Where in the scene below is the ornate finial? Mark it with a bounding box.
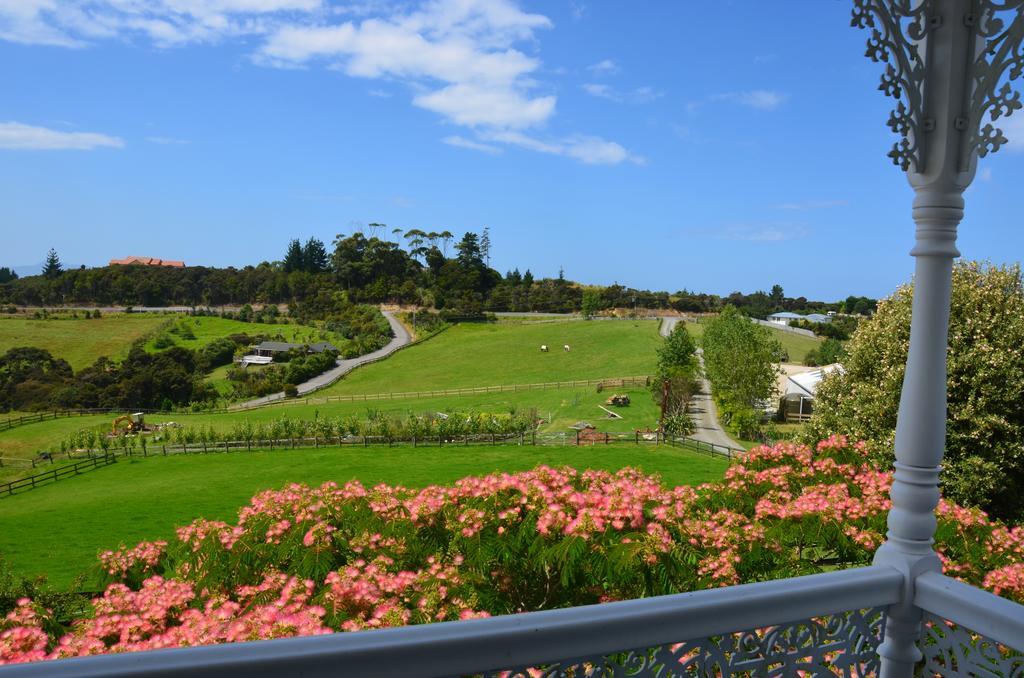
[851,0,936,172]
[966,1,1024,163]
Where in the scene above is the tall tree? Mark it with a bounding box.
[283,239,304,273]
[480,227,492,267]
[769,284,784,307]
[455,232,483,268]
[42,249,62,278]
[0,267,17,284]
[702,305,782,435]
[302,237,329,273]
[652,323,700,435]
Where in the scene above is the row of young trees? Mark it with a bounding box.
[56,410,537,455]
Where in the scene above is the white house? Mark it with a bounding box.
[767,311,832,326]
[780,363,844,422]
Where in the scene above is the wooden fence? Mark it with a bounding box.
[0,428,744,499]
[244,376,653,409]
[0,454,116,496]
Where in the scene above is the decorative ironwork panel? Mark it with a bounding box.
[851,0,936,172]
[479,607,886,677]
[921,612,1024,677]
[853,0,1024,172]
[965,1,1024,164]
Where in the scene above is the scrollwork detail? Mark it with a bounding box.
[479,608,886,677]
[851,0,935,172]
[920,613,1024,676]
[968,1,1024,163]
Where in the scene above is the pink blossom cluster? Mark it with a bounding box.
[98,540,168,579]
[5,436,1024,667]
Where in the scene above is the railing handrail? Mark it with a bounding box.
[915,570,1024,651]
[0,565,902,677]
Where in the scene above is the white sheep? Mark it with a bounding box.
[563,345,571,352]
[540,345,549,352]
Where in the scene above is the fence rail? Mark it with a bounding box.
[1,428,744,500]
[243,376,653,409]
[0,454,116,496]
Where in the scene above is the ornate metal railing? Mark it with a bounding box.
[916,571,1024,676]
[0,567,901,677]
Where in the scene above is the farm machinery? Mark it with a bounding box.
[111,413,150,435]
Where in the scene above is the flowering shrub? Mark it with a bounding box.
[3,435,1024,665]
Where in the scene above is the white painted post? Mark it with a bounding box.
[851,0,1016,674]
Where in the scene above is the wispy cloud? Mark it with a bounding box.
[568,0,586,20]
[442,135,503,154]
[367,88,392,98]
[145,136,190,145]
[686,222,809,242]
[0,121,123,150]
[292,191,355,202]
[1002,114,1024,153]
[672,124,710,144]
[1,0,640,165]
[582,83,662,104]
[586,58,618,75]
[483,130,645,165]
[772,199,848,211]
[391,195,415,208]
[689,89,787,112]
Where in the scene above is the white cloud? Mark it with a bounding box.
[0,121,123,150]
[414,83,555,128]
[586,58,617,75]
[582,82,661,104]
[1001,113,1024,153]
[0,0,323,47]
[690,89,787,112]
[484,130,644,165]
[720,223,807,241]
[442,135,502,154]
[146,135,190,145]
[1,0,640,165]
[773,199,848,210]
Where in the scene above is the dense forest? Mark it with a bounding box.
[0,229,874,318]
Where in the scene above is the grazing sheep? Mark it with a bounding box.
[564,345,571,352]
[541,345,549,352]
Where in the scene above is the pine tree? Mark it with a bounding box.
[480,227,491,267]
[42,249,62,278]
[283,239,304,273]
[302,237,329,273]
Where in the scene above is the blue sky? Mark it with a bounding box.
[1,0,1021,300]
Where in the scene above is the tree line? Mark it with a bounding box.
[0,234,873,318]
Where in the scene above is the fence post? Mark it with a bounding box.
[605,433,610,445]
[576,430,580,446]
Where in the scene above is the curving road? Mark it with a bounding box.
[232,310,412,409]
[659,318,742,450]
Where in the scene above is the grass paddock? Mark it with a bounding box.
[0,443,728,588]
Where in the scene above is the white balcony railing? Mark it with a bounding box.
[0,566,902,677]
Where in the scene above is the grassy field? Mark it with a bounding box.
[0,444,728,588]
[0,314,169,369]
[144,316,343,353]
[684,321,822,364]
[320,320,661,396]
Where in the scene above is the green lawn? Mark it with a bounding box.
[685,321,822,364]
[0,314,169,370]
[144,316,344,353]
[0,444,728,588]
[319,320,661,396]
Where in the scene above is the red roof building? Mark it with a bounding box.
[109,256,186,268]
